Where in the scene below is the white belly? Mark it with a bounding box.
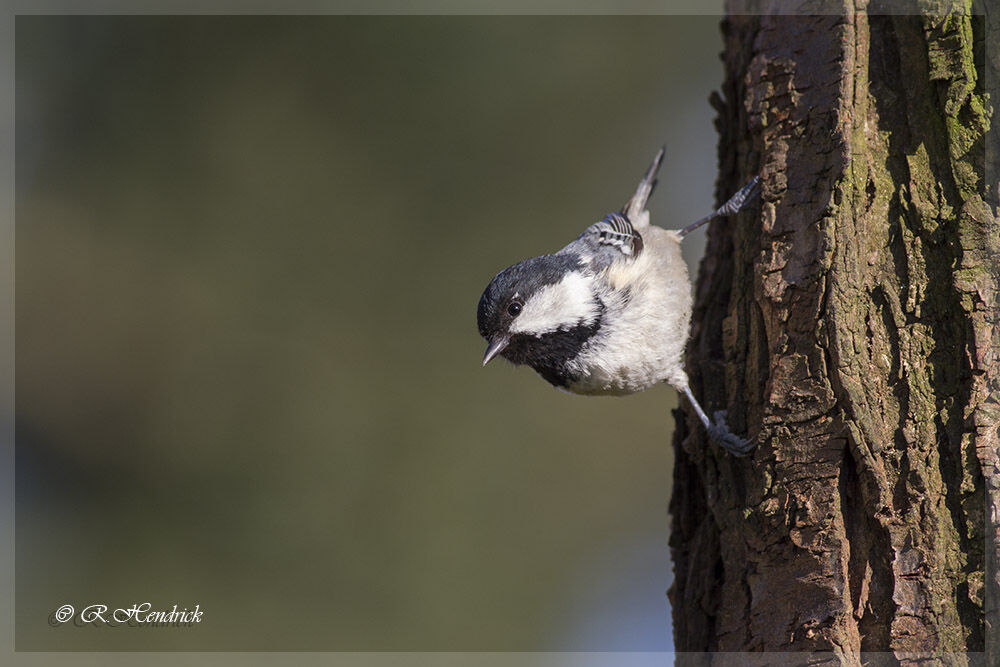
[565,227,692,396]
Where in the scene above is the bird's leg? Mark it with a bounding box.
[680,385,756,457]
[678,175,760,237]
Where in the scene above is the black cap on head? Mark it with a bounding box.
[477,254,581,341]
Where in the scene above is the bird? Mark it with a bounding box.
[476,147,758,456]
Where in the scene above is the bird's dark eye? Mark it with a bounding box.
[507,302,522,317]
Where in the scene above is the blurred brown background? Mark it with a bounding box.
[15,15,722,651]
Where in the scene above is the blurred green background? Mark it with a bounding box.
[14,15,722,651]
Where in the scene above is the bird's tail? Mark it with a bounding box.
[621,146,665,228]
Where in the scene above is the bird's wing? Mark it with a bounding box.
[557,147,662,270]
[562,212,643,271]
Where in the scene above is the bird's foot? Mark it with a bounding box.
[718,176,760,216]
[707,410,756,457]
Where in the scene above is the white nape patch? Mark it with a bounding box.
[509,271,599,336]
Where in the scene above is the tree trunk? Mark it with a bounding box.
[668,3,997,665]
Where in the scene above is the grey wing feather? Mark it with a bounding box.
[562,212,643,271]
[557,148,660,270]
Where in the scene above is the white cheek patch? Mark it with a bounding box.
[509,271,599,335]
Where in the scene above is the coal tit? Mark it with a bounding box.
[477,148,759,456]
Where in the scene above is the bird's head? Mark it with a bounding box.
[477,254,603,374]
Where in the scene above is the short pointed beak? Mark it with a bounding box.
[482,336,509,366]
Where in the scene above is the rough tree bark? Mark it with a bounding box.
[668,3,997,665]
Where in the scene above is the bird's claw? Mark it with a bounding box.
[707,410,756,457]
[718,176,760,217]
